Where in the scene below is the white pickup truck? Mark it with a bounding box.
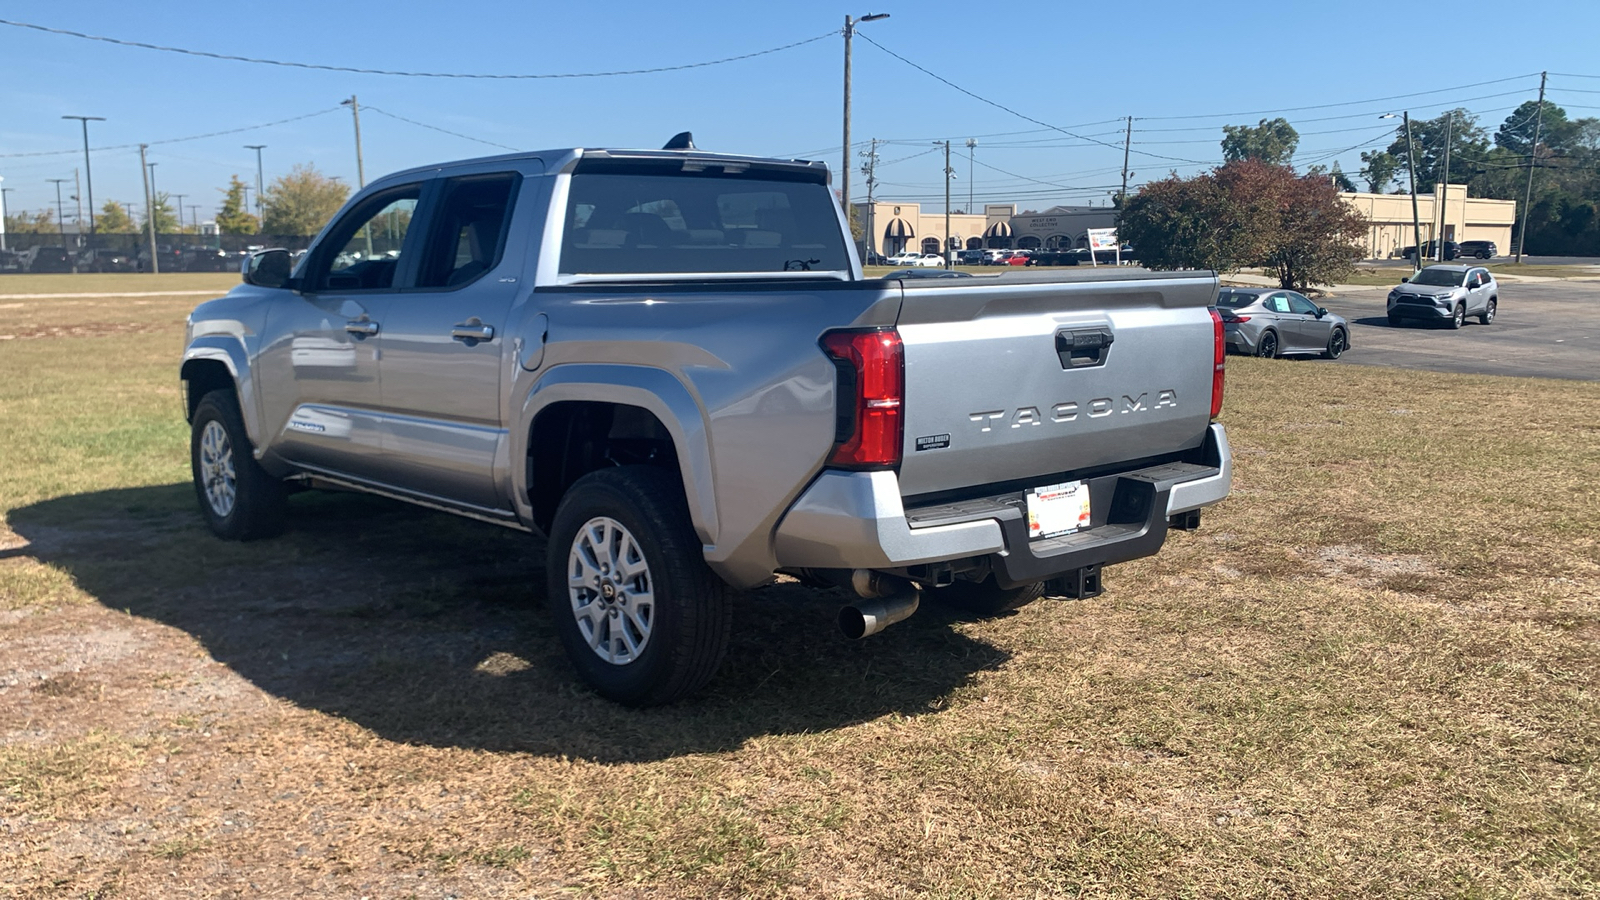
[181,135,1231,705]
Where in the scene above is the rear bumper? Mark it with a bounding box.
[772,424,1232,585]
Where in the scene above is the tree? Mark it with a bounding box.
[1496,100,1577,157]
[1221,117,1299,166]
[261,164,349,236]
[3,209,56,234]
[1385,108,1489,194]
[216,175,259,234]
[1308,163,1358,193]
[1121,159,1368,289]
[1358,150,1398,193]
[97,200,136,233]
[140,192,178,234]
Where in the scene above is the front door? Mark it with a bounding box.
[367,172,524,511]
[1285,292,1330,350]
[259,184,424,481]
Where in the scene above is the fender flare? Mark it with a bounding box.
[513,363,719,547]
[181,336,261,449]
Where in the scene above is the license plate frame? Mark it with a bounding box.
[1025,480,1091,540]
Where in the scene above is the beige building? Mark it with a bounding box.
[1342,185,1515,258]
[854,201,1118,258]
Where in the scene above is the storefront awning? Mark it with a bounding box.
[883,217,914,239]
[984,221,1012,238]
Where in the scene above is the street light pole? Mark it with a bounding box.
[48,179,69,241]
[935,140,954,269]
[341,97,366,188]
[966,138,976,214]
[842,13,888,220]
[245,144,266,220]
[140,144,158,274]
[62,115,104,235]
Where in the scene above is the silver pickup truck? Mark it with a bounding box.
[181,137,1231,705]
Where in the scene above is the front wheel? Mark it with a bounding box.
[1256,329,1279,358]
[1450,303,1466,329]
[190,390,286,540]
[1479,298,1496,325]
[1387,313,1403,327]
[546,466,732,706]
[1322,327,1347,359]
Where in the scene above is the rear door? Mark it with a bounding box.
[366,169,529,511]
[894,271,1217,498]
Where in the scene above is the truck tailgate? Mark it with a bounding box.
[893,270,1218,498]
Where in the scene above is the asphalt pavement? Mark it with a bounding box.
[1318,278,1600,381]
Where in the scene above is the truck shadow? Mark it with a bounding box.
[7,484,1009,763]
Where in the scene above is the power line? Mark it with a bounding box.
[1134,73,1541,120]
[361,106,519,151]
[855,32,1211,165]
[0,107,343,158]
[0,18,836,79]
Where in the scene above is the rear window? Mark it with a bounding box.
[1215,290,1257,308]
[560,169,850,276]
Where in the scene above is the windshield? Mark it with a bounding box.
[1214,290,1258,309]
[1411,269,1466,287]
[561,169,850,275]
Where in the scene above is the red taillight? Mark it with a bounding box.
[820,328,903,469]
[1225,314,1250,323]
[1208,307,1226,419]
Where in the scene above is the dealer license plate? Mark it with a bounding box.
[1026,481,1091,540]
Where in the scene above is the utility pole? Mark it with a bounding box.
[1119,116,1133,213]
[965,138,977,213]
[1515,71,1547,263]
[341,96,366,188]
[841,13,889,218]
[48,179,69,242]
[1435,115,1452,261]
[860,138,879,262]
[73,169,84,239]
[147,162,159,232]
[0,179,8,251]
[62,116,104,235]
[140,144,158,274]
[1402,114,1423,273]
[188,204,201,233]
[245,144,266,220]
[173,193,188,233]
[942,140,953,269]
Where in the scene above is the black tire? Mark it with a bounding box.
[1256,329,1279,358]
[1479,298,1496,325]
[546,466,732,706]
[1322,327,1347,360]
[932,577,1045,617]
[1387,313,1403,327]
[1450,303,1466,329]
[190,389,287,541]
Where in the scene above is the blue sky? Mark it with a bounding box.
[3,0,1599,224]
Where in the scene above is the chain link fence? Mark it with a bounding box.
[0,232,316,273]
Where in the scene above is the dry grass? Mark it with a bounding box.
[0,278,1597,897]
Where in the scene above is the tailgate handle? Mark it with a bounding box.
[1056,327,1115,369]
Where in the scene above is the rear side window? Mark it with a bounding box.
[560,169,850,275]
[1214,290,1254,309]
[416,173,519,288]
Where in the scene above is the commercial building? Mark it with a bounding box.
[854,201,1117,258]
[1341,185,1515,258]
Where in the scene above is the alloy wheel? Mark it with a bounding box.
[567,516,654,665]
[198,420,237,518]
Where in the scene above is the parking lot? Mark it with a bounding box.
[1324,277,1600,381]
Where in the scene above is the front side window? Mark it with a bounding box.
[560,167,850,275]
[1286,294,1318,315]
[311,185,422,291]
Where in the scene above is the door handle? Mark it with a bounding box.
[451,323,495,343]
[345,319,379,336]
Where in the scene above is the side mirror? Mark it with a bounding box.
[243,248,293,289]
[1316,307,1328,318]
[1400,276,1410,283]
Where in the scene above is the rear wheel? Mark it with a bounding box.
[1479,298,1496,325]
[1256,329,1279,358]
[932,577,1045,617]
[546,466,732,706]
[1450,303,1466,329]
[190,390,286,540]
[1322,327,1347,359]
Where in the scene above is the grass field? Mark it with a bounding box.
[1,277,1597,897]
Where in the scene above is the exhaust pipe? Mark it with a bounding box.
[839,588,921,639]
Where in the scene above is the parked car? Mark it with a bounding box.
[1386,265,1498,328]
[982,249,1009,265]
[911,252,946,267]
[0,249,25,273]
[137,244,185,272]
[1457,240,1497,259]
[1024,249,1079,267]
[22,246,75,273]
[883,249,924,267]
[881,268,973,279]
[1215,288,1351,359]
[183,137,1231,706]
[956,249,986,266]
[1401,241,1460,261]
[995,250,1031,266]
[182,245,235,272]
[78,248,136,273]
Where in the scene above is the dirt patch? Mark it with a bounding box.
[0,321,170,341]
